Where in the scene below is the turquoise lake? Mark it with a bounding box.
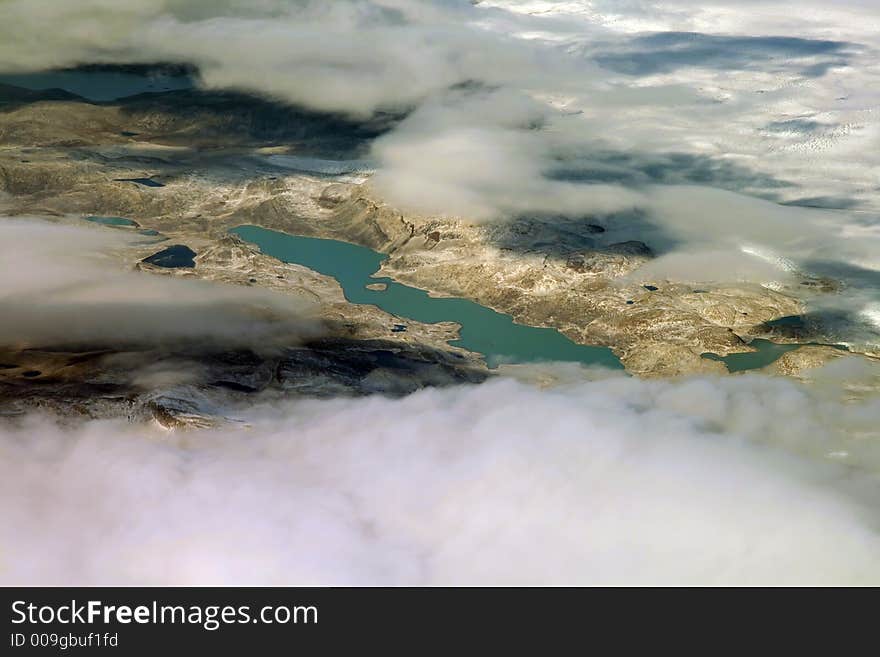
[231,225,624,369]
[702,340,801,373]
[85,215,138,227]
[703,339,846,373]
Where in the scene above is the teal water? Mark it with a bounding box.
[702,339,847,373]
[702,340,801,372]
[85,215,138,227]
[0,70,192,102]
[231,225,624,369]
[84,216,167,243]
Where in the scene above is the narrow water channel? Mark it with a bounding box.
[231,225,625,369]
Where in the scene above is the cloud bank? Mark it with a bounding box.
[0,220,320,350]
[2,370,880,586]
[2,1,878,227]
[3,0,880,586]
[0,1,564,116]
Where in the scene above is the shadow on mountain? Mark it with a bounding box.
[757,259,880,347]
[0,333,488,423]
[0,83,84,111]
[595,32,855,77]
[548,149,794,195]
[485,207,678,262]
[279,336,488,397]
[803,259,880,290]
[485,148,807,260]
[756,309,874,350]
[782,196,863,210]
[0,70,404,156]
[115,89,404,156]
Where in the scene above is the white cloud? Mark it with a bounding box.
[0,219,320,349]
[3,1,880,586]
[2,371,879,585]
[371,88,643,219]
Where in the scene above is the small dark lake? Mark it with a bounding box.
[113,177,165,188]
[141,245,196,269]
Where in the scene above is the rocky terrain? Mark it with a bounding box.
[0,228,486,427]
[0,78,875,427]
